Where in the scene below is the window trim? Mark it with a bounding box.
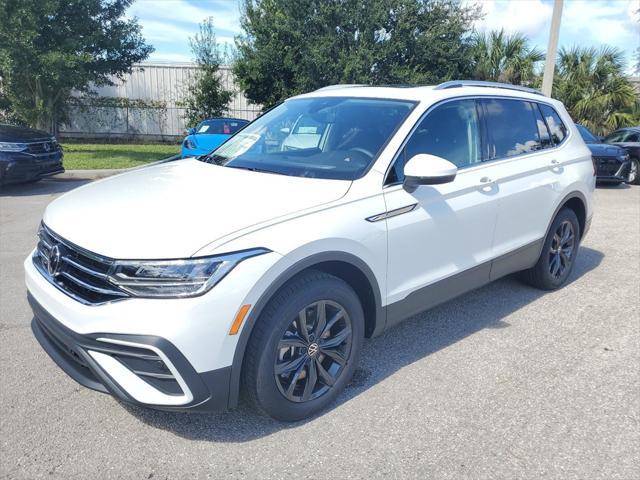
[383,94,571,187]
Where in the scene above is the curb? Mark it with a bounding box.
[50,154,181,182]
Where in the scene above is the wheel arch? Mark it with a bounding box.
[226,251,385,408]
[563,194,587,239]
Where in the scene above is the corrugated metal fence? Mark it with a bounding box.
[60,62,262,141]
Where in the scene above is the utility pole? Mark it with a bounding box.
[541,0,564,97]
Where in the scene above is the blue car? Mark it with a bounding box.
[181,118,249,158]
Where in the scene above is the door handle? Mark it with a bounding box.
[478,176,495,192]
[550,159,562,171]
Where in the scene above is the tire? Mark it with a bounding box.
[628,157,640,185]
[241,270,364,421]
[520,207,580,290]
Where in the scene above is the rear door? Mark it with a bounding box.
[481,98,566,277]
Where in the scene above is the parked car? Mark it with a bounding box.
[181,118,249,158]
[575,124,631,185]
[0,124,64,186]
[602,126,640,185]
[26,81,595,421]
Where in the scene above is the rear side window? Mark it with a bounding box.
[532,103,553,149]
[538,104,567,145]
[483,99,542,158]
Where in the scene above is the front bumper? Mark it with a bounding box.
[595,157,630,183]
[30,293,230,411]
[0,150,64,185]
[25,246,282,411]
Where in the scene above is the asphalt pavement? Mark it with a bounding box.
[1,180,638,479]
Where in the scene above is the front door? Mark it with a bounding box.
[382,98,499,326]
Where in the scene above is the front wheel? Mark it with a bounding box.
[627,157,639,185]
[242,270,364,421]
[520,207,580,290]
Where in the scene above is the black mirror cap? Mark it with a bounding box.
[403,173,457,192]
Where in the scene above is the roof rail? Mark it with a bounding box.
[434,80,545,96]
[314,84,367,92]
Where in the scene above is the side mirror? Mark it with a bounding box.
[187,127,196,135]
[403,154,457,192]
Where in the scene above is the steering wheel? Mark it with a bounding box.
[348,147,375,159]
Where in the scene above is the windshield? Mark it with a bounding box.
[197,119,248,135]
[576,124,599,143]
[203,97,416,180]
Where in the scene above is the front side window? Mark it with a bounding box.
[484,99,542,158]
[604,131,624,143]
[204,97,415,180]
[539,104,567,145]
[387,99,482,183]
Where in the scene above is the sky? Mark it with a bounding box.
[126,0,640,74]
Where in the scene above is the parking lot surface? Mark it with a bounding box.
[1,180,638,479]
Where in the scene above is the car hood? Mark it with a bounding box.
[43,159,351,259]
[187,134,229,150]
[0,124,52,142]
[586,143,626,157]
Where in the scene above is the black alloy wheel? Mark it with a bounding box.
[520,207,580,290]
[275,300,352,402]
[548,220,576,280]
[242,270,364,421]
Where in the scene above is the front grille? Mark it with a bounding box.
[26,139,60,155]
[594,156,623,177]
[33,224,129,305]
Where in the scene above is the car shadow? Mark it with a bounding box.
[0,179,90,197]
[123,246,604,442]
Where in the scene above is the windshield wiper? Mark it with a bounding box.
[226,165,291,176]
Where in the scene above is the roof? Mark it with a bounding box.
[294,81,554,105]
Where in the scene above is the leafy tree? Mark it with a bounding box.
[183,17,233,128]
[234,0,481,108]
[0,0,152,133]
[470,29,544,85]
[553,46,639,135]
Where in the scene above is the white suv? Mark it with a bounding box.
[26,81,595,421]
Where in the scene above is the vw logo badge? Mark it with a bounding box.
[47,244,62,277]
[43,142,51,152]
[307,342,319,357]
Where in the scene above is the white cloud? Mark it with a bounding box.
[470,0,553,37]
[128,0,242,34]
[138,19,193,42]
[561,1,639,50]
[147,51,193,63]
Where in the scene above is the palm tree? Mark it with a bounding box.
[554,46,639,135]
[470,29,545,85]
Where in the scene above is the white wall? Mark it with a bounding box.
[61,62,261,140]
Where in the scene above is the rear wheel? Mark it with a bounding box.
[628,157,639,185]
[521,207,580,290]
[242,270,364,421]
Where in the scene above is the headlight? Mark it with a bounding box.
[107,248,270,298]
[0,142,28,152]
[184,138,197,150]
